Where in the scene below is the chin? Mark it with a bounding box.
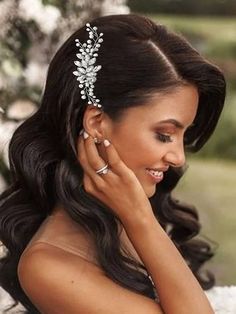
[144,185,157,198]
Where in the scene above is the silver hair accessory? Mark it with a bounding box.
[96,163,109,175]
[73,23,103,108]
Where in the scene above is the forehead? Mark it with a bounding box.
[124,85,199,127]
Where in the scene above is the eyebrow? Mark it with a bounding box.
[157,119,186,129]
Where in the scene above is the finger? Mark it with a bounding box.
[83,133,108,172]
[77,134,104,184]
[103,139,130,176]
[83,173,97,195]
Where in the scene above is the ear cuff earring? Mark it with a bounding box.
[94,137,102,144]
[79,129,102,144]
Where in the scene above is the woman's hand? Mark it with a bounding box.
[77,131,153,224]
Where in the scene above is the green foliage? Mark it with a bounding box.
[6,18,34,66]
[150,14,236,61]
[208,40,236,59]
[129,0,236,16]
[42,0,77,15]
[189,88,236,160]
[196,117,236,160]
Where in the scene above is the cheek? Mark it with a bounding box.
[113,140,139,167]
[138,141,165,167]
[112,133,165,169]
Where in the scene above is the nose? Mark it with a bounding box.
[163,140,186,168]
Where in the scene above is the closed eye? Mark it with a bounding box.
[156,133,173,143]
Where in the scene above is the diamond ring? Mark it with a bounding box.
[95,163,109,175]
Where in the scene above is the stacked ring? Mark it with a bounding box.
[96,163,109,175]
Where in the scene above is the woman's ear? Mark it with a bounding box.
[82,105,109,141]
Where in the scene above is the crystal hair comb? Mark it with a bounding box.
[73,23,103,108]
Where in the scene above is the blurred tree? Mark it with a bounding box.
[0,0,129,109]
[129,0,236,16]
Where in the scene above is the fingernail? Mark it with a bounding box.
[83,131,89,139]
[103,139,110,147]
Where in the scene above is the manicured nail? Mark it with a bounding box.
[104,139,110,147]
[83,131,89,139]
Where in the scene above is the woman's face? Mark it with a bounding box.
[85,84,199,198]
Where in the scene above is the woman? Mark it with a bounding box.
[0,13,225,313]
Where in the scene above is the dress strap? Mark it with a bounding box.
[23,239,100,266]
[21,213,100,267]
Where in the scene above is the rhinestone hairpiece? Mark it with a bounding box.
[73,23,103,108]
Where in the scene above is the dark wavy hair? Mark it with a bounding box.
[0,13,226,313]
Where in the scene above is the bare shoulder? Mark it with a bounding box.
[18,243,163,314]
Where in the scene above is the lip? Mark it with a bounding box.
[146,167,169,172]
[146,169,164,184]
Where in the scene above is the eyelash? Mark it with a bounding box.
[156,133,173,143]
